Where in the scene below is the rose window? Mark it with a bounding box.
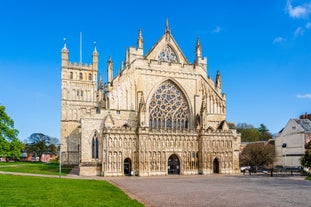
[158,46,177,63]
[149,80,190,129]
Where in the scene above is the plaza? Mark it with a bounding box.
[109,175,311,207]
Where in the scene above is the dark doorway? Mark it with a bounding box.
[124,158,131,176]
[168,154,180,174]
[213,158,219,174]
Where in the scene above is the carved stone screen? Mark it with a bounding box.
[149,80,190,129]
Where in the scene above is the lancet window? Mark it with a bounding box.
[92,134,99,159]
[149,80,190,130]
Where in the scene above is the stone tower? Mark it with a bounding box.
[60,39,99,164]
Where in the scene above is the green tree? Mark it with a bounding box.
[301,142,311,169]
[258,124,272,141]
[0,105,23,161]
[240,128,261,142]
[25,133,58,161]
[240,142,275,169]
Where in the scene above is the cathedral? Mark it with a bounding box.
[60,21,241,176]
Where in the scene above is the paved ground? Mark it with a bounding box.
[2,168,311,207]
[108,174,311,207]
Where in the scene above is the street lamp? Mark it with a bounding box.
[59,144,62,178]
[282,143,287,169]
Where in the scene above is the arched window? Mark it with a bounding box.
[88,73,92,81]
[70,72,73,79]
[79,72,83,80]
[92,135,99,159]
[149,80,190,130]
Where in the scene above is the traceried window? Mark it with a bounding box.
[149,80,190,130]
[92,135,99,159]
[158,45,177,63]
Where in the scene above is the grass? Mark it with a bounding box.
[0,174,143,207]
[306,175,311,180]
[0,161,72,175]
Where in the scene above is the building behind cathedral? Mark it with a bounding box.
[61,21,241,176]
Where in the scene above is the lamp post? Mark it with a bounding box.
[59,144,62,178]
[282,143,287,169]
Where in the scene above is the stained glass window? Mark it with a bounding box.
[92,135,99,159]
[158,46,177,63]
[149,80,190,129]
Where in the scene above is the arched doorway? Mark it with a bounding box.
[168,154,180,174]
[213,158,220,174]
[124,158,131,176]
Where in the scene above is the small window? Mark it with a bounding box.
[77,90,79,96]
[116,110,120,114]
[81,90,83,97]
[92,136,99,159]
[79,72,83,80]
[70,72,73,79]
[88,73,92,81]
[292,126,296,130]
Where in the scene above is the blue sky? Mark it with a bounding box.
[0,0,310,140]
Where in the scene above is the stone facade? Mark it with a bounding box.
[60,21,241,176]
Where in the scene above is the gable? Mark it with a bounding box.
[145,31,188,65]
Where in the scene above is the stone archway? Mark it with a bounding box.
[124,158,132,176]
[168,154,180,174]
[213,158,220,174]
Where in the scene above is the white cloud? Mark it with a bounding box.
[297,94,311,99]
[287,0,311,19]
[306,22,311,29]
[212,26,221,33]
[294,26,305,37]
[273,36,286,43]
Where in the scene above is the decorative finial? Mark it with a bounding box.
[195,37,202,59]
[93,41,97,53]
[196,37,200,47]
[62,37,68,50]
[137,28,144,49]
[165,18,170,33]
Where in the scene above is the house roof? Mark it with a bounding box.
[295,119,311,132]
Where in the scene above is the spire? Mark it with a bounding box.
[107,56,113,84]
[62,37,68,52]
[61,37,69,66]
[92,41,98,71]
[98,73,103,90]
[165,18,170,33]
[137,28,144,49]
[196,37,202,58]
[93,41,98,54]
[216,70,222,90]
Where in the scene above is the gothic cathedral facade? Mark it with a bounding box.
[61,21,241,176]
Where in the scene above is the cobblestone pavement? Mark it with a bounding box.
[108,175,311,207]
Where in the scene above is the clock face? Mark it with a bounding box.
[158,46,177,63]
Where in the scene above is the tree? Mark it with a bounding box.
[240,142,275,169]
[0,105,23,161]
[25,133,59,161]
[237,123,273,142]
[258,124,272,141]
[240,128,261,142]
[301,142,311,169]
[236,123,254,133]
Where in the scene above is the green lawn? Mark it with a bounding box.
[306,175,311,180]
[0,174,143,207]
[0,162,72,175]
